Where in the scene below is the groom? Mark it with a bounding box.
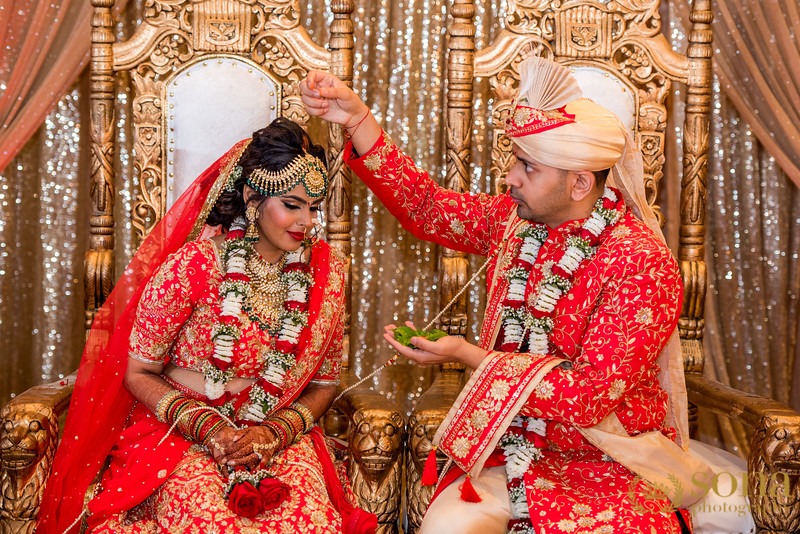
[301,57,708,533]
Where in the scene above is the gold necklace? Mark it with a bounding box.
[246,251,288,326]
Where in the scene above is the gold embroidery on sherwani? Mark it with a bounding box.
[364,153,382,172]
[489,379,511,401]
[608,379,626,400]
[535,379,555,399]
[634,307,653,324]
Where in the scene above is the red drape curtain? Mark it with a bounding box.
[0,0,93,173]
[673,0,800,188]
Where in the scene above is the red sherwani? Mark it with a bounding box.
[346,131,688,533]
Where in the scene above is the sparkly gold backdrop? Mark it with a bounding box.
[1,2,798,452]
[299,2,505,410]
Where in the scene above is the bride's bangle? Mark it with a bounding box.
[155,390,184,423]
[287,402,315,432]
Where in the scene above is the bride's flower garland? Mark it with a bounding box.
[498,187,625,534]
[203,218,313,422]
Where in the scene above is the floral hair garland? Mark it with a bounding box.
[498,186,625,533]
[202,216,313,422]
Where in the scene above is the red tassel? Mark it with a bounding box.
[421,447,439,486]
[459,475,482,503]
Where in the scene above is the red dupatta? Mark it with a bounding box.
[37,140,250,534]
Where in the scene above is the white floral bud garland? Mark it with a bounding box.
[203,217,313,423]
[497,187,625,534]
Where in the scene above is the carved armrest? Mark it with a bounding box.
[332,377,405,534]
[406,365,466,534]
[685,373,800,533]
[1,374,76,534]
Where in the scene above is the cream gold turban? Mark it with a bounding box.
[507,98,625,172]
[506,56,691,451]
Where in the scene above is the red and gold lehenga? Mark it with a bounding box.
[37,141,364,534]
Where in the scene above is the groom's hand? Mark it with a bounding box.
[383,322,489,369]
[300,71,367,128]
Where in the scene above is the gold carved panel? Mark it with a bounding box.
[113,0,328,242]
[476,1,682,221]
[192,0,252,52]
[555,5,615,58]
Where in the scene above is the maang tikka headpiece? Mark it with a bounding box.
[246,152,329,198]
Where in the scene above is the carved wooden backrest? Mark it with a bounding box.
[86,0,356,355]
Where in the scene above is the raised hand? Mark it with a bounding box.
[300,71,381,156]
[300,71,368,127]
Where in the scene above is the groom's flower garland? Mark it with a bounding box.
[498,187,625,534]
[203,219,313,422]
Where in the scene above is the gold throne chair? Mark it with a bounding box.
[405,1,800,533]
[0,1,404,533]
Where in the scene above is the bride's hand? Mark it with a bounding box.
[207,426,239,465]
[221,426,278,470]
[300,71,369,129]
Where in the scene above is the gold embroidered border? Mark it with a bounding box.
[275,243,345,410]
[187,139,252,242]
[435,352,563,477]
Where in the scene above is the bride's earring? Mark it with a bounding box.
[245,205,259,242]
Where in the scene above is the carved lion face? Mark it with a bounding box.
[0,404,56,472]
[350,408,404,479]
[761,423,800,475]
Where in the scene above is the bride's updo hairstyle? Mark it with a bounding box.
[207,117,327,229]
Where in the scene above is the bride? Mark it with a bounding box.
[37,118,375,534]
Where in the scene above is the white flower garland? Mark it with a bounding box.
[498,187,624,532]
[203,219,312,423]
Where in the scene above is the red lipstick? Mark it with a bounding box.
[288,231,305,241]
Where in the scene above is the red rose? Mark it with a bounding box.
[578,228,601,245]
[227,229,245,239]
[517,259,534,271]
[532,432,548,449]
[284,262,309,273]
[228,481,264,518]
[498,342,519,352]
[551,264,571,280]
[257,477,290,511]
[256,379,282,397]
[225,272,249,282]
[219,315,238,325]
[208,391,231,407]
[602,196,617,209]
[529,306,549,319]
